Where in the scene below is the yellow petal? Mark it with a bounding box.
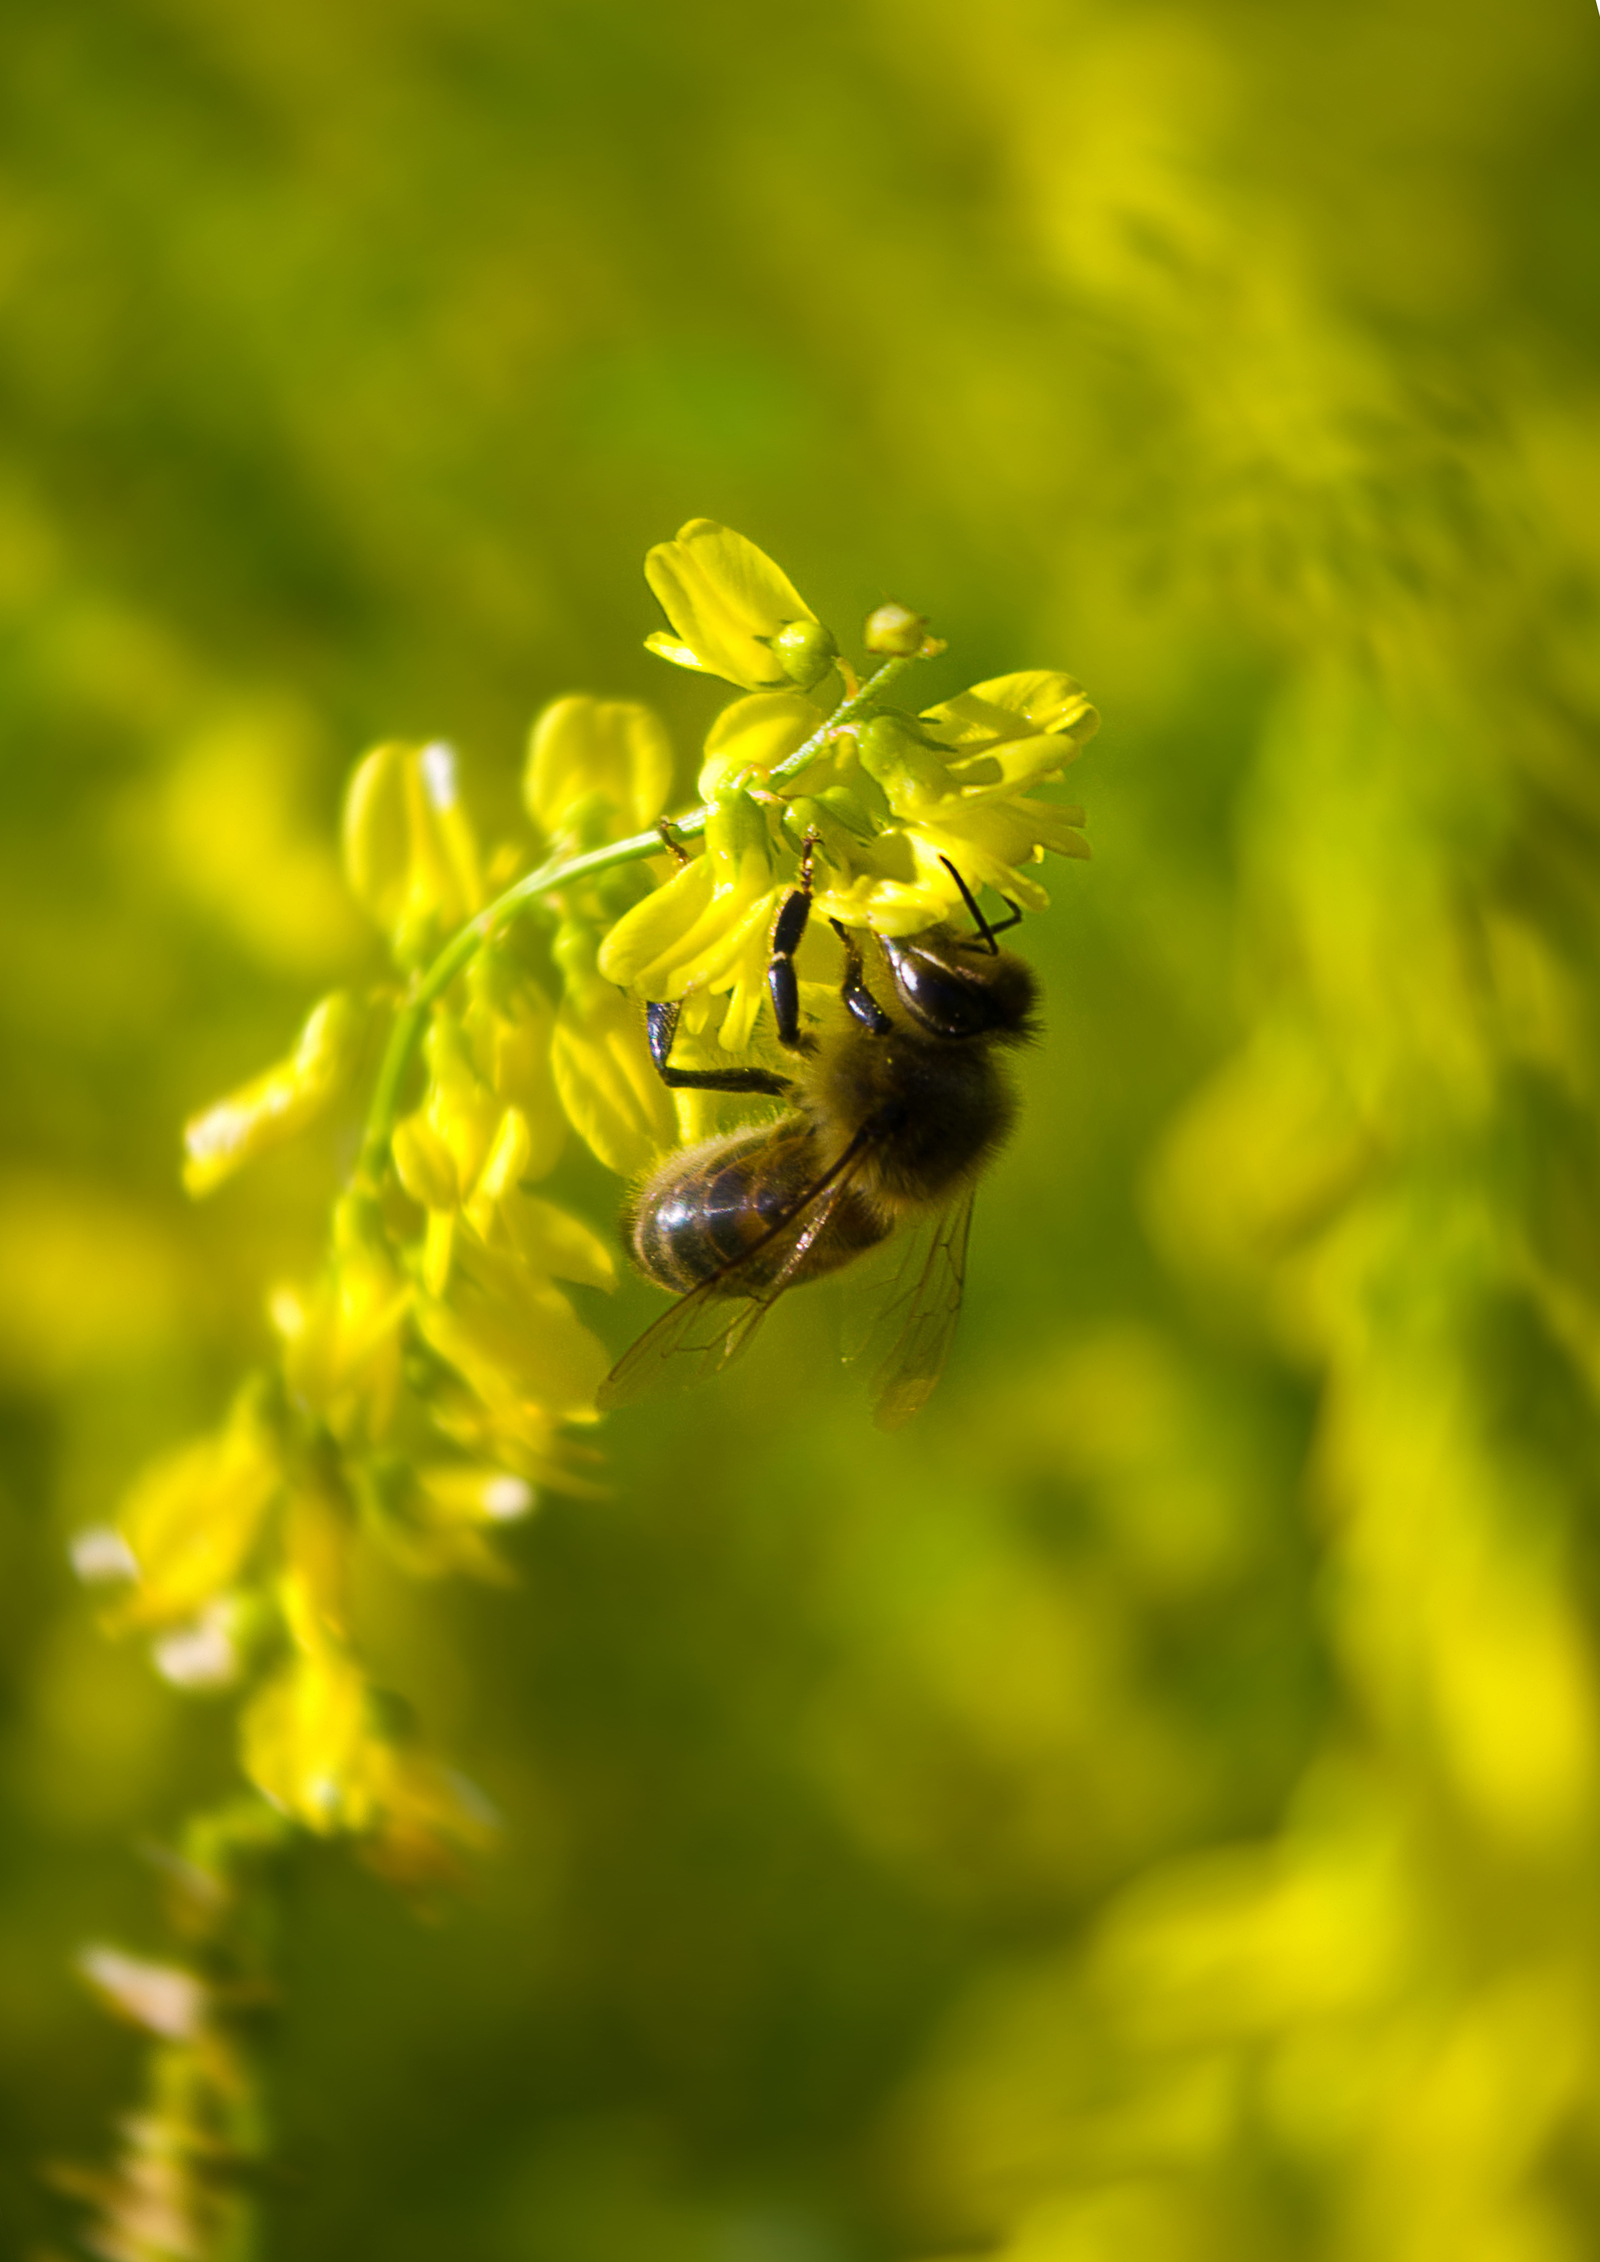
[525,695,675,840]
[550,982,677,1177]
[922,670,1100,747]
[697,689,826,800]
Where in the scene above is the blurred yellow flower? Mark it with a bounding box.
[525,694,675,847]
[548,916,677,1175]
[342,738,484,966]
[182,990,363,1197]
[113,1386,282,1631]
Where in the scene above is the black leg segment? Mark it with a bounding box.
[645,998,795,1100]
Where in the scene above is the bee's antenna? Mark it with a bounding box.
[938,855,1021,953]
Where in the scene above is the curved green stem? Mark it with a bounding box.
[356,652,914,1184]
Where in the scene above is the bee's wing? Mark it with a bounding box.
[596,1124,883,1413]
[864,1186,977,1430]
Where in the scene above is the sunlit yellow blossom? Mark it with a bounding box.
[342,738,483,966]
[525,694,675,846]
[113,1385,281,1630]
[548,917,676,1175]
[644,518,823,690]
[182,990,363,1197]
[598,790,782,1050]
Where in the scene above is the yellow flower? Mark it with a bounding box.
[182,990,363,1197]
[342,739,483,966]
[644,519,824,690]
[597,790,783,1050]
[525,695,675,848]
[112,1385,281,1630]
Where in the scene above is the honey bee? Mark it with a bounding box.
[597,850,1039,1427]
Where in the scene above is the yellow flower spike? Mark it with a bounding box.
[696,689,828,801]
[463,956,565,1181]
[341,740,483,966]
[242,1644,378,1834]
[113,1385,281,1632]
[644,519,823,691]
[183,990,363,1197]
[548,918,676,1175]
[525,695,675,844]
[416,1223,611,1422]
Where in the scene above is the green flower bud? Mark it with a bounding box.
[769,617,839,692]
[864,602,932,657]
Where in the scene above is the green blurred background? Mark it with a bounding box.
[4,0,1600,2254]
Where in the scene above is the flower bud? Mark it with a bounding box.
[864,602,934,658]
[770,617,838,692]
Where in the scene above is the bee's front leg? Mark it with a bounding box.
[767,835,820,1054]
[645,1000,795,1100]
[829,921,892,1037]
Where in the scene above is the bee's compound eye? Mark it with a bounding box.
[883,940,1001,1039]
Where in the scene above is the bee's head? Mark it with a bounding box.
[877,926,1039,1044]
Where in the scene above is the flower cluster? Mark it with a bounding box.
[77,516,1095,1948]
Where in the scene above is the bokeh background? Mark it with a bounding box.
[4,0,1600,2255]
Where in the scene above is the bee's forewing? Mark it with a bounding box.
[597,1125,880,1412]
[866,1187,976,1430]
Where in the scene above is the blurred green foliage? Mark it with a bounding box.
[3,0,1600,2255]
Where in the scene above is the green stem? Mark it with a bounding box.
[356,652,914,1183]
